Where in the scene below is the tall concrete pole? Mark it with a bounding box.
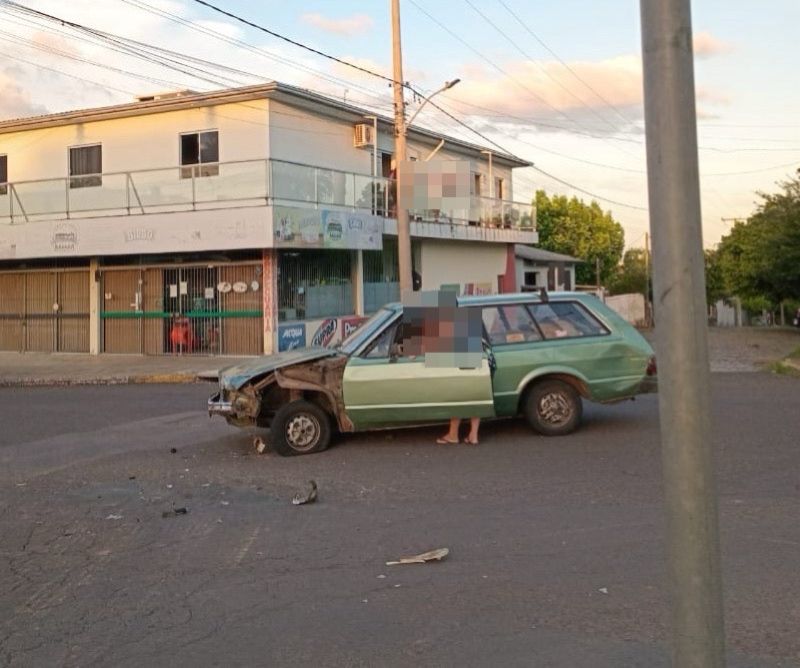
[391,0,412,293]
[640,2,726,666]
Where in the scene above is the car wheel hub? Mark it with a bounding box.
[540,392,571,425]
[286,414,320,449]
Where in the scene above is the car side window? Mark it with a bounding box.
[482,305,542,345]
[362,322,399,358]
[529,302,608,339]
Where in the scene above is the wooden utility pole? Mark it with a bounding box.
[644,231,651,325]
[640,1,726,666]
[391,0,412,294]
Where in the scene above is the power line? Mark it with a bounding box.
[495,0,635,126]
[463,0,630,136]
[190,0,398,87]
[120,0,396,113]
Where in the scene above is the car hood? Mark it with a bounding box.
[219,347,340,390]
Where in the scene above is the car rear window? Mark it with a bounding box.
[482,305,542,345]
[529,302,608,339]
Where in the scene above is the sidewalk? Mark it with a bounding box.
[0,352,253,387]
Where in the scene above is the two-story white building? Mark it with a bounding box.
[0,82,536,356]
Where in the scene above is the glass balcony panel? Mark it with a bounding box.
[193,160,267,203]
[129,168,194,209]
[10,178,67,217]
[68,173,127,213]
[271,161,315,203]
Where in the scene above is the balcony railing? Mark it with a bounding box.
[0,159,536,230]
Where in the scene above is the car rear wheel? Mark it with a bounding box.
[524,379,582,436]
[271,400,332,456]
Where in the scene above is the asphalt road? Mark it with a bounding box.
[1,375,799,667]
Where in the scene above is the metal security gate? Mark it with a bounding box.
[101,263,263,355]
[0,269,89,352]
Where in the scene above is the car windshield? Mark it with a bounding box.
[337,307,398,355]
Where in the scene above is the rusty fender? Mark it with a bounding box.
[273,357,355,432]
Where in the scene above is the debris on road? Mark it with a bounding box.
[292,480,318,505]
[598,587,609,595]
[386,547,449,566]
[162,507,188,518]
[170,447,177,454]
[105,514,123,520]
[253,436,267,454]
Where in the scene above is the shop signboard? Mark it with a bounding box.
[341,316,368,339]
[273,206,383,250]
[310,318,339,347]
[278,323,306,351]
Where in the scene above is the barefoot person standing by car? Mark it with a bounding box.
[431,297,488,445]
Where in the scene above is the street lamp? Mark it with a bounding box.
[406,79,461,127]
[392,75,461,294]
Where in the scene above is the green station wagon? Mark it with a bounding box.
[208,292,657,456]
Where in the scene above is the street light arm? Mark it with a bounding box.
[406,79,460,128]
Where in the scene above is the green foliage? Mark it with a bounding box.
[608,248,649,296]
[703,249,726,305]
[716,174,800,307]
[534,190,625,285]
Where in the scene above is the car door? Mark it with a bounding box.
[342,313,495,430]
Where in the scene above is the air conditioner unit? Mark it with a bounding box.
[353,123,375,148]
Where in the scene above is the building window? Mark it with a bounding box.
[278,249,353,321]
[0,155,7,195]
[180,130,219,178]
[495,176,504,200]
[69,144,102,188]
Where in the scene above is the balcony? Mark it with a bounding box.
[0,159,536,235]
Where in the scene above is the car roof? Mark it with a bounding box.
[457,291,593,307]
[382,291,597,312]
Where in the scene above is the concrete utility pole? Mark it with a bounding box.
[391,0,412,294]
[644,231,651,325]
[640,2,726,667]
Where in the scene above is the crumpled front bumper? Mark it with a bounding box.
[208,392,234,417]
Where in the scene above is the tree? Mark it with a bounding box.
[534,190,625,285]
[703,249,726,306]
[608,248,649,296]
[716,174,800,308]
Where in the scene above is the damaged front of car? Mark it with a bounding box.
[208,347,340,428]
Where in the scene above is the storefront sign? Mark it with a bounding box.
[278,323,306,351]
[273,206,383,250]
[341,316,368,339]
[310,318,338,347]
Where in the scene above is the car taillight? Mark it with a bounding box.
[646,355,657,376]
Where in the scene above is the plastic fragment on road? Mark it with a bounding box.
[386,548,449,566]
[292,480,318,505]
[253,436,267,454]
[162,507,188,518]
[598,587,609,595]
[105,514,122,520]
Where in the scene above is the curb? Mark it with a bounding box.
[0,373,205,388]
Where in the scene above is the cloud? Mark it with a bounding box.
[300,12,373,36]
[693,31,732,58]
[449,55,644,132]
[0,70,48,120]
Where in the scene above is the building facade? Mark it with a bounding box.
[0,83,536,356]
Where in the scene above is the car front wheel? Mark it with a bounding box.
[524,379,583,436]
[271,400,332,456]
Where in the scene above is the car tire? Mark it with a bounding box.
[524,379,583,436]
[271,400,332,456]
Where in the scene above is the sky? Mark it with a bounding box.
[1,0,799,249]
